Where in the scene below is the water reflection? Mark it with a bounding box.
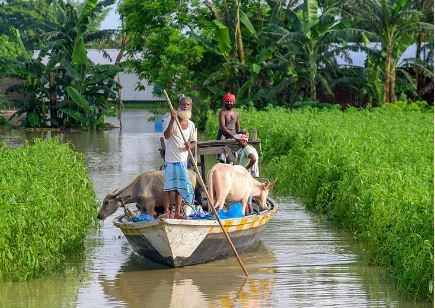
[99,243,276,308]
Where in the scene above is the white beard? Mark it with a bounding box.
[178,108,192,120]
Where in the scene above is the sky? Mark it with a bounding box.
[100,4,121,30]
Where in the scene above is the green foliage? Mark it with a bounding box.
[270,0,353,100]
[120,0,205,98]
[119,0,433,117]
[379,100,433,112]
[0,0,111,49]
[57,34,120,129]
[0,138,98,281]
[292,100,340,110]
[343,0,434,103]
[4,30,51,128]
[205,106,434,299]
[4,1,120,130]
[0,0,56,49]
[0,35,24,74]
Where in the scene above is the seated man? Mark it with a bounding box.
[234,131,259,215]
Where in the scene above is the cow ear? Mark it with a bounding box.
[265,178,277,189]
[269,178,278,189]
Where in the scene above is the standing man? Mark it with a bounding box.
[217,92,241,163]
[163,96,197,219]
[235,131,259,215]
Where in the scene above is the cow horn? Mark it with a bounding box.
[108,189,123,198]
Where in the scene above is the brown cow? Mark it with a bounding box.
[97,170,197,220]
[207,163,276,215]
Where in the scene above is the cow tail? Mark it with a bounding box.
[207,168,215,210]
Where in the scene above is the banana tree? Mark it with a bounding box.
[193,1,270,102]
[270,0,352,100]
[45,0,116,60]
[41,0,120,129]
[59,36,120,129]
[3,30,52,127]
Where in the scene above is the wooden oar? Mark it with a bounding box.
[162,90,249,276]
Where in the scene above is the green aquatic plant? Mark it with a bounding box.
[0,138,99,281]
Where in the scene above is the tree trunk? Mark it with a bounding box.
[235,0,245,64]
[49,71,58,127]
[309,75,316,100]
[415,32,424,95]
[383,50,392,103]
[390,65,397,103]
[309,54,317,100]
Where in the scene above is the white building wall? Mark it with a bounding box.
[34,48,164,102]
[86,49,163,102]
[117,72,160,101]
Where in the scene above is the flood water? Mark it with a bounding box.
[0,110,430,307]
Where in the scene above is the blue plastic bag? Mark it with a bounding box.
[217,202,244,219]
[189,211,214,220]
[132,213,155,222]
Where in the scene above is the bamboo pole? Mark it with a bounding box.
[162,90,249,276]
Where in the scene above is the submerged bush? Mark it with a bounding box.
[0,138,98,281]
[205,107,434,299]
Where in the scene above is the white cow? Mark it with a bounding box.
[207,163,276,215]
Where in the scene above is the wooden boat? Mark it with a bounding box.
[113,198,278,267]
[113,138,277,267]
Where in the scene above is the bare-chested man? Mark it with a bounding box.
[217,92,241,163]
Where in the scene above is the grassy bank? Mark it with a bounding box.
[0,138,98,281]
[205,106,433,299]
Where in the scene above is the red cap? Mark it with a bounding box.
[222,93,236,103]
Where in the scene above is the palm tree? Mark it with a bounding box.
[344,0,433,103]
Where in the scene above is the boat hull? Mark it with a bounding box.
[114,198,277,267]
